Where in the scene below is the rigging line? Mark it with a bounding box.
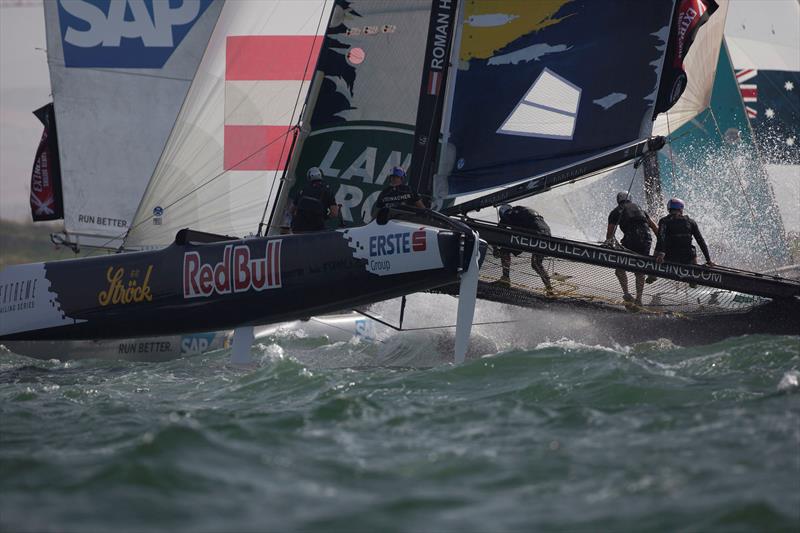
[353,308,521,332]
[707,108,781,267]
[88,127,301,253]
[665,109,715,144]
[665,111,678,190]
[307,317,387,344]
[608,164,641,239]
[258,1,330,235]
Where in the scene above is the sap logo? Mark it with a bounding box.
[180,333,214,354]
[368,231,426,257]
[58,0,213,68]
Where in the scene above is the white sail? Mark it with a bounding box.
[44,0,222,248]
[725,0,800,235]
[125,0,333,249]
[725,0,800,71]
[652,0,730,136]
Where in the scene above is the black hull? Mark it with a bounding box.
[1,217,479,342]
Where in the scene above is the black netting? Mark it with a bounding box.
[477,252,767,316]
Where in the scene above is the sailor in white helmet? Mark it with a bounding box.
[290,167,339,233]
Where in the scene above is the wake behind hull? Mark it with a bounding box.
[1,219,472,342]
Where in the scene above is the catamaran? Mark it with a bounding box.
[2,0,798,365]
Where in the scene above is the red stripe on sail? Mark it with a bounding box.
[223,125,293,171]
[226,36,321,81]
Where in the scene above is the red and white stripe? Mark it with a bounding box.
[427,71,441,96]
[224,35,323,171]
[735,69,758,119]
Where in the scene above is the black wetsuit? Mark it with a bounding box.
[291,181,336,232]
[655,213,711,264]
[500,206,551,238]
[608,200,652,255]
[373,184,420,213]
[498,207,552,288]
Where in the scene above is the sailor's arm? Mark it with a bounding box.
[646,213,658,234]
[655,219,667,263]
[691,220,714,265]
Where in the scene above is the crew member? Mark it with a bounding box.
[290,167,339,233]
[372,166,425,218]
[493,204,554,294]
[605,191,659,305]
[655,197,714,267]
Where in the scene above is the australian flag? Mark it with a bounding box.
[736,68,800,164]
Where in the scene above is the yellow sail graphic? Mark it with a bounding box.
[460,0,572,62]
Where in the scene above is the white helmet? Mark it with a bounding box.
[307,167,323,181]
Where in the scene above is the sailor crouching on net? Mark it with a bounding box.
[655,198,715,270]
[604,191,659,305]
[491,204,554,295]
[290,167,339,233]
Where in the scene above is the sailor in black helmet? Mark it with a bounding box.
[655,197,714,266]
[372,166,425,218]
[492,204,554,294]
[290,167,339,233]
[605,191,659,305]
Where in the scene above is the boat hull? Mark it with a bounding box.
[0,220,471,341]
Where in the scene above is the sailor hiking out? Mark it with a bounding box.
[492,204,554,295]
[604,191,659,305]
[372,166,425,218]
[655,197,714,267]
[290,167,339,233]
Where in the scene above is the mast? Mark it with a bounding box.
[408,0,459,201]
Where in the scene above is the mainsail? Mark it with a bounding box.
[43,0,221,248]
[124,1,332,249]
[280,0,432,227]
[438,0,678,199]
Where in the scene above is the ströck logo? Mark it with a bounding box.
[58,0,213,68]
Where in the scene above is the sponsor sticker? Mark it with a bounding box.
[57,0,213,68]
[341,221,443,276]
[97,265,154,306]
[183,242,282,298]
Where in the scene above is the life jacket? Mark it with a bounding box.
[661,214,694,253]
[378,185,416,209]
[505,207,551,236]
[295,182,328,219]
[616,201,649,237]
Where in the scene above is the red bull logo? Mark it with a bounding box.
[183,242,281,298]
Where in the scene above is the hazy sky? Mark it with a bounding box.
[0,0,50,222]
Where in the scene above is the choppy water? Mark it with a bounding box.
[1,329,798,532]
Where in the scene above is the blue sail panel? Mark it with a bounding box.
[445,0,675,196]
